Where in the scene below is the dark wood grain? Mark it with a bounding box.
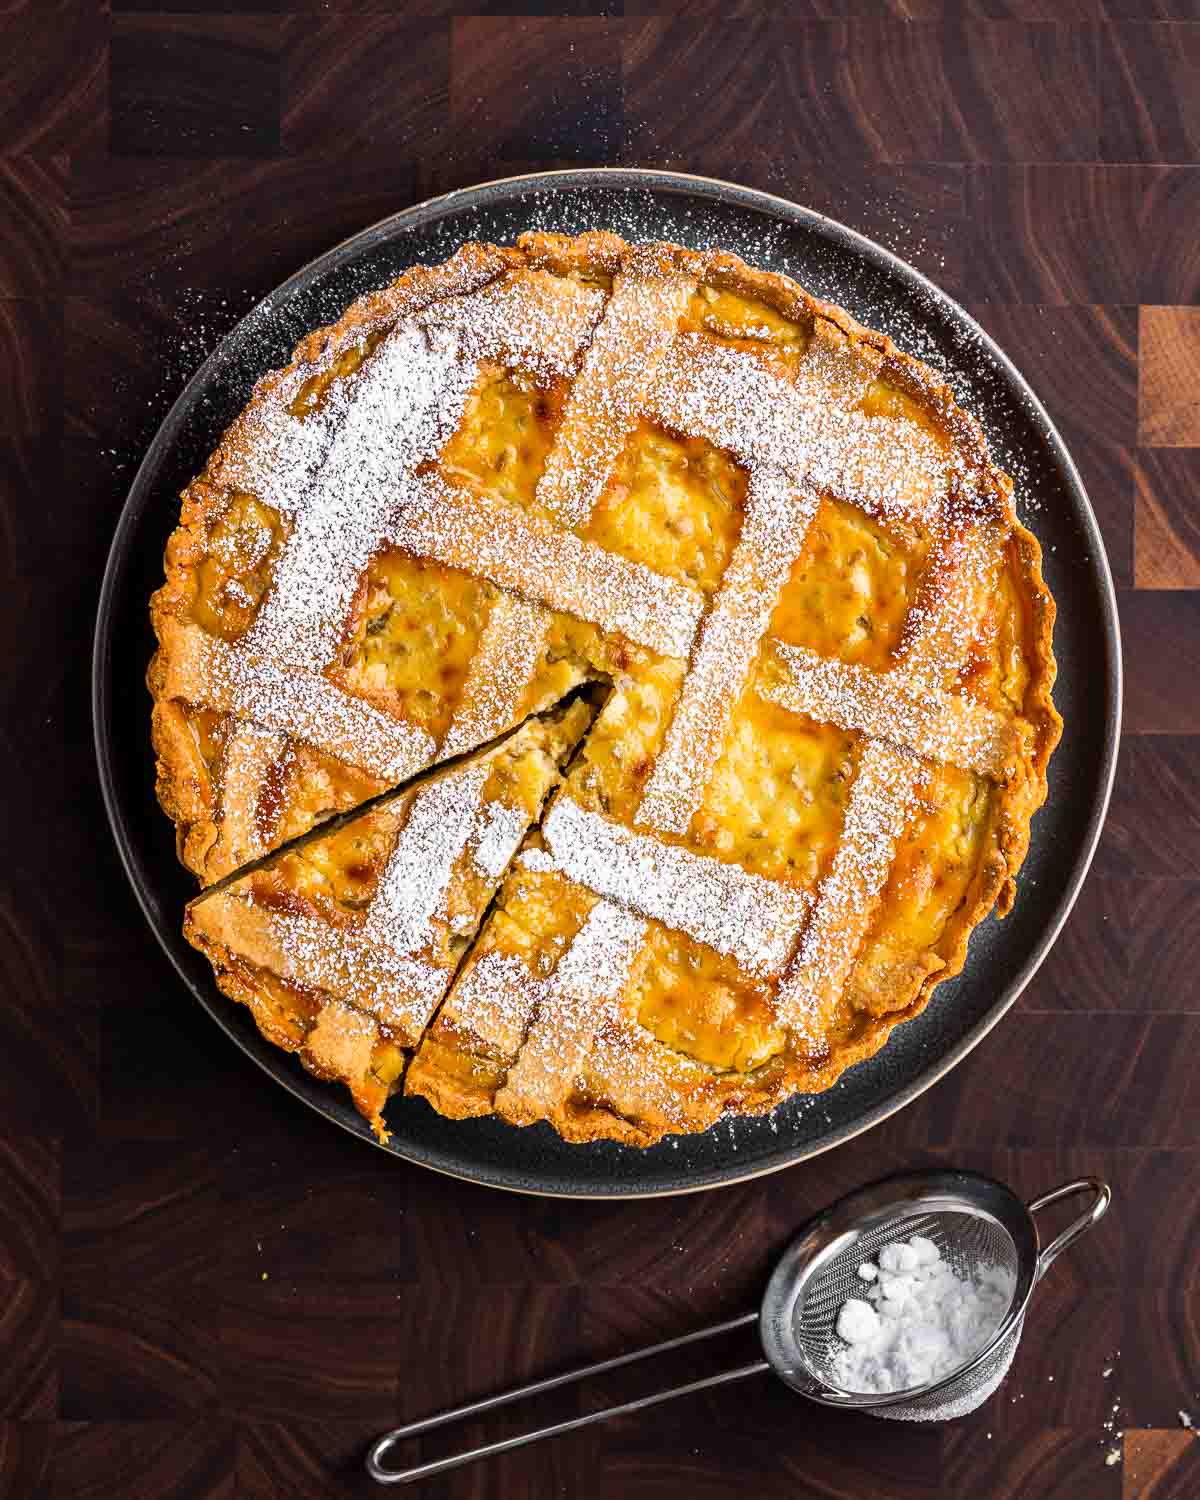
[0,298,61,435]
[0,885,96,1134]
[625,18,943,169]
[1101,21,1200,163]
[0,159,66,299]
[452,16,622,167]
[963,165,1145,304]
[285,17,449,157]
[1121,1290,1200,1426]
[0,3,107,158]
[61,1294,221,1421]
[50,1420,235,1500]
[1120,592,1200,731]
[965,301,1137,584]
[0,1136,59,1282]
[0,1281,56,1421]
[0,1424,50,1499]
[943,1427,1122,1500]
[1137,167,1200,302]
[1133,447,1200,586]
[3,7,1200,1498]
[110,15,282,158]
[1026,877,1200,1011]
[943,21,1099,161]
[625,2,945,18]
[885,1014,1200,1148]
[1096,736,1200,878]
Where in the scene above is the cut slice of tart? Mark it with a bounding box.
[183,699,594,1138]
[405,652,833,1145]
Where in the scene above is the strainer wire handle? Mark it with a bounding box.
[366,1311,763,1485]
[1027,1176,1111,1279]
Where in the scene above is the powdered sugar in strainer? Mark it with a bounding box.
[366,1170,1110,1484]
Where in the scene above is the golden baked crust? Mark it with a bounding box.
[184,702,595,1138]
[155,230,1060,1147]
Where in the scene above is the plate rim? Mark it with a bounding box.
[91,166,1123,1199]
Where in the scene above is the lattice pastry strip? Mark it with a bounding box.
[773,521,1006,1041]
[647,332,948,530]
[439,593,557,760]
[493,901,648,1126]
[758,639,1020,779]
[159,619,436,781]
[207,724,288,874]
[534,247,698,528]
[386,476,704,661]
[635,469,819,836]
[540,796,811,979]
[213,243,519,518]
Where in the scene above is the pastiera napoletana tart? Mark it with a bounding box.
[149,231,1060,1146]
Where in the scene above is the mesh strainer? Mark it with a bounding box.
[366,1171,1110,1484]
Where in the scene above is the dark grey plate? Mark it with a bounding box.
[92,169,1121,1198]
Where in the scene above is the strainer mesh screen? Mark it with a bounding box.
[796,1208,1021,1419]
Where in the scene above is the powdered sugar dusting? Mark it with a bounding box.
[542,796,811,977]
[637,469,820,834]
[649,334,952,530]
[166,622,435,780]
[439,594,552,758]
[471,798,532,881]
[247,902,446,1036]
[763,640,1013,779]
[220,362,336,517]
[201,732,554,1055]
[775,512,1002,1039]
[775,738,919,1039]
[496,900,647,1118]
[439,949,547,1061]
[535,260,696,528]
[365,761,492,953]
[386,473,704,660]
[517,847,558,874]
[210,722,287,868]
[177,269,602,811]
[586,1017,705,1133]
[243,322,475,671]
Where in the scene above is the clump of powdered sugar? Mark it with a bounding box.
[832,1234,1014,1396]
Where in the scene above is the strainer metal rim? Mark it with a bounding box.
[759,1169,1039,1410]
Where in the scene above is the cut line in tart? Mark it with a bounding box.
[185,700,596,1139]
[151,230,1061,1146]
